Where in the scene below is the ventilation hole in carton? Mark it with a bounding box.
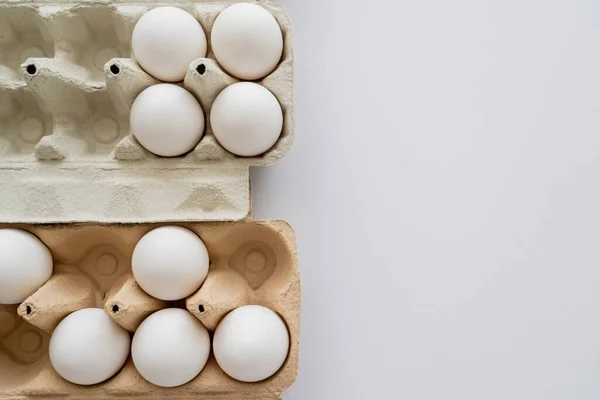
[26,305,32,315]
[110,64,120,75]
[26,64,37,76]
[112,304,119,313]
[199,305,205,313]
[196,64,206,75]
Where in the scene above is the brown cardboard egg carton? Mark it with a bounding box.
[0,220,300,399]
[0,0,293,223]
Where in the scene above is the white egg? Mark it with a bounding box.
[49,308,130,385]
[213,305,289,382]
[211,82,283,157]
[132,6,207,82]
[130,84,205,157]
[0,229,52,304]
[132,308,210,387]
[211,3,283,80]
[132,226,209,301]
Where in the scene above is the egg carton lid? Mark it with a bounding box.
[0,0,293,223]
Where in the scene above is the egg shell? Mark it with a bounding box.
[213,305,290,382]
[211,3,283,80]
[130,84,205,157]
[49,308,130,385]
[132,226,209,301]
[132,308,211,387]
[0,229,53,304]
[132,6,207,82]
[211,82,283,157]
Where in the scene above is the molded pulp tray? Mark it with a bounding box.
[0,0,294,223]
[0,220,300,399]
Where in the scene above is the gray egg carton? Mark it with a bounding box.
[0,0,293,223]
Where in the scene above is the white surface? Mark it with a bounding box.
[0,229,53,304]
[132,226,209,300]
[130,84,205,157]
[252,0,600,399]
[211,82,283,157]
[132,6,207,82]
[49,308,130,385]
[211,3,283,80]
[213,305,290,382]
[132,308,211,387]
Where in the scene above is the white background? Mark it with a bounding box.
[251,0,600,399]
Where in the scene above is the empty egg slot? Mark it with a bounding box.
[46,6,130,83]
[22,58,128,160]
[0,6,53,81]
[0,81,52,159]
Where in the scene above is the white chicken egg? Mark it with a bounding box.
[213,305,289,382]
[132,308,210,387]
[130,84,205,157]
[211,82,283,157]
[0,229,52,304]
[49,308,130,385]
[132,6,207,82]
[211,3,283,80]
[132,226,209,301]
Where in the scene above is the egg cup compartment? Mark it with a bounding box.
[0,0,293,223]
[0,6,53,81]
[0,82,52,158]
[0,220,300,399]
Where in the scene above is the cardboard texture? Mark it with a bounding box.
[0,1,298,398]
[0,0,294,223]
[0,220,300,399]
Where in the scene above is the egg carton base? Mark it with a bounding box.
[0,0,293,223]
[0,220,299,398]
[0,163,250,222]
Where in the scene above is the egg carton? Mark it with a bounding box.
[0,220,300,399]
[0,0,293,223]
